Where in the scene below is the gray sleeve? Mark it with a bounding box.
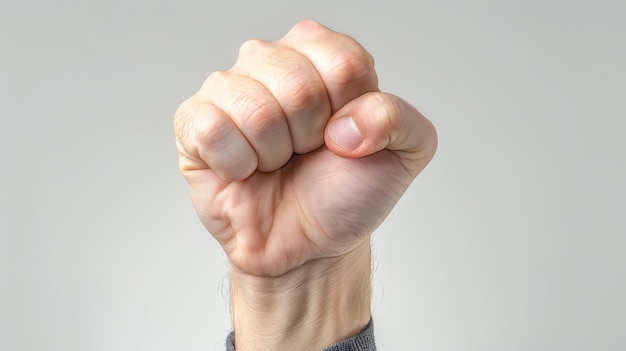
[226,318,376,351]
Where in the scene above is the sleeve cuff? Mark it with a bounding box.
[226,317,376,351]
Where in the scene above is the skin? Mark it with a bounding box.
[174,20,437,351]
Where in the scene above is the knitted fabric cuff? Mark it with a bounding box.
[225,318,376,351]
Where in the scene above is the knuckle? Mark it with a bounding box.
[370,93,399,130]
[240,98,283,135]
[290,19,328,36]
[175,101,228,150]
[328,50,374,85]
[238,39,268,56]
[201,70,228,90]
[281,72,325,110]
[194,114,230,149]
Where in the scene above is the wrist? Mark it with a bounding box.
[229,240,372,351]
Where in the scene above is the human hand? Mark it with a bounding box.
[174,20,437,350]
[175,20,436,277]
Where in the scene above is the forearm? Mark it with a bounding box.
[229,241,372,351]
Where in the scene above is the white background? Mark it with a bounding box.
[2,0,625,350]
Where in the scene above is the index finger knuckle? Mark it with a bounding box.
[328,50,374,85]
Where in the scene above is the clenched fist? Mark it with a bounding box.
[174,20,437,350]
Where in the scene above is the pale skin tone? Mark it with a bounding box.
[174,20,437,351]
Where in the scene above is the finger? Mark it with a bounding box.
[278,20,378,114]
[174,99,258,181]
[198,71,293,172]
[230,39,331,154]
[324,92,438,176]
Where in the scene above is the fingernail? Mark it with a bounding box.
[329,116,363,150]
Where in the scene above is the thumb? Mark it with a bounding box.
[325,92,438,176]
